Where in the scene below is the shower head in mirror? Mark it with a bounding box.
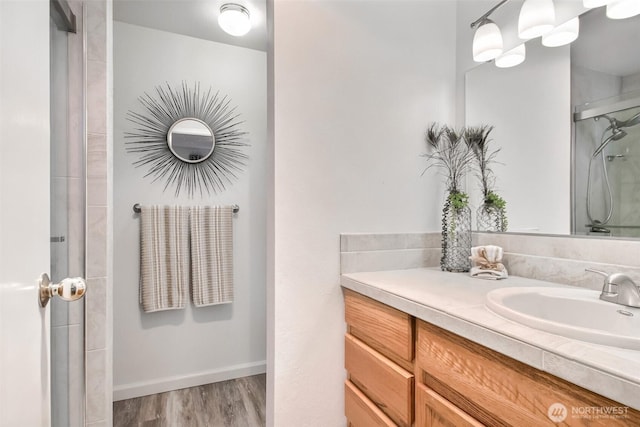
[592,127,628,158]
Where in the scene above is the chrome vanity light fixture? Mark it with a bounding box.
[495,43,526,68]
[542,16,580,47]
[218,3,251,36]
[470,0,509,63]
[518,0,556,39]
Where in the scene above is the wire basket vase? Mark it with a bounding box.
[476,203,507,232]
[440,198,472,272]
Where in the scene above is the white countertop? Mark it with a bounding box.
[341,268,640,410]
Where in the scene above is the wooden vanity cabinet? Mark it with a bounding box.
[344,289,414,371]
[415,383,483,427]
[344,288,640,427]
[343,289,415,427]
[345,380,396,427]
[415,319,640,427]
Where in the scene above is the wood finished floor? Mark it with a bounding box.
[113,374,266,427]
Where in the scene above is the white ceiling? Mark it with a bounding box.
[113,0,267,52]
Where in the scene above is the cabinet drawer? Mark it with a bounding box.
[415,383,484,427]
[416,320,640,427]
[345,334,413,427]
[345,380,396,427]
[344,288,414,368]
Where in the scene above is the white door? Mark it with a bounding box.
[0,1,54,426]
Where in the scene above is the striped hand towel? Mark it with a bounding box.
[139,206,190,313]
[190,206,234,306]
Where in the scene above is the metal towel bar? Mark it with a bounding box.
[132,203,239,214]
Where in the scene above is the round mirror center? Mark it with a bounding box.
[167,118,215,163]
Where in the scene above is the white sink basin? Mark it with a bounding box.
[485,287,640,350]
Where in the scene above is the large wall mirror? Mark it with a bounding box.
[466,6,640,238]
[124,82,248,197]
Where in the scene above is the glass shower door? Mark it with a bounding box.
[574,93,640,238]
[50,1,85,426]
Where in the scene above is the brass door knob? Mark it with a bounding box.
[39,273,86,307]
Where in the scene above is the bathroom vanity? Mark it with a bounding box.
[342,268,640,426]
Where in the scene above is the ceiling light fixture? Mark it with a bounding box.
[542,16,580,47]
[495,43,526,68]
[606,0,640,19]
[518,0,556,39]
[218,3,251,37]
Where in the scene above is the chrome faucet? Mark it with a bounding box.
[586,268,640,308]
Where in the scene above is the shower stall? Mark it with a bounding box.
[574,91,640,237]
[50,0,86,425]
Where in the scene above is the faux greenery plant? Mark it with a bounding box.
[484,190,506,210]
[464,125,498,199]
[423,122,474,272]
[423,123,475,209]
[465,125,508,231]
[448,191,469,210]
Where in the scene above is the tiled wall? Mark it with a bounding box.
[85,0,111,426]
[341,232,640,291]
[340,233,441,274]
[474,232,640,291]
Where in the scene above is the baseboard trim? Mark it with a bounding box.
[113,360,266,401]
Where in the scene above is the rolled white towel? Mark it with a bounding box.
[469,245,508,280]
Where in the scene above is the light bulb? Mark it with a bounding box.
[542,17,580,47]
[218,4,251,36]
[473,20,503,62]
[518,0,556,39]
[606,0,640,19]
[495,44,526,68]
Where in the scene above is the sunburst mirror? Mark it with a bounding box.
[125,81,248,196]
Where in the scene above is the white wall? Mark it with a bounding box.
[270,1,457,425]
[113,22,267,399]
